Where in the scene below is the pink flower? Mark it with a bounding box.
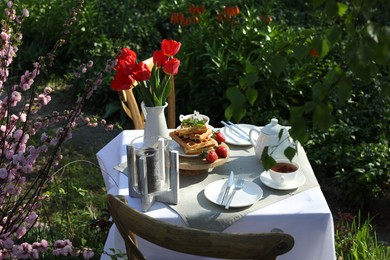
[83,248,94,259]
[23,8,30,17]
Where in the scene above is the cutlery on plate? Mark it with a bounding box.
[221,171,235,205]
[220,121,249,141]
[225,178,245,209]
[227,121,250,139]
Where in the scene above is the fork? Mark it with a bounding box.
[225,178,245,209]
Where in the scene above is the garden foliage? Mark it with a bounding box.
[165,0,390,209]
[1,0,389,258]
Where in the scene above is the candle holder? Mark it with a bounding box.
[127,136,179,212]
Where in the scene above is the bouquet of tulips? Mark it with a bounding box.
[111,39,181,107]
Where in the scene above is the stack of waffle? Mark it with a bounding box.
[169,124,217,155]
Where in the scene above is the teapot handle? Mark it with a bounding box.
[248,128,260,147]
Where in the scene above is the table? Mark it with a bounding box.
[97,130,336,260]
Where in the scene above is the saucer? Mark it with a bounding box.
[204,179,263,208]
[260,170,306,190]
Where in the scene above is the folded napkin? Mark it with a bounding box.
[114,162,128,176]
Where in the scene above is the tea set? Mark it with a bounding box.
[127,115,305,211]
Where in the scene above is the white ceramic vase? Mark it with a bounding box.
[141,102,169,146]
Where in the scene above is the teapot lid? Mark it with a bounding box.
[262,118,283,135]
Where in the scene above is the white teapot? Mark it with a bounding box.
[249,118,294,160]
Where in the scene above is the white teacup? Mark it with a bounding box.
[269,159,299,187]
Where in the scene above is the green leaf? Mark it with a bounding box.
[232,107,246,122]
[337,2,348,17]
[334,79,352,103]
[312,82,328,102]
[313,102,334,130]
[321,38,330,58]
[289,120,309,144]
[284,146,297,161]
[224,106,233,120]
[293,45,309,60]
[324,67,342,86]
[325,0,338,18]
[289,106,309,143]
[243,72,258,88]
[261,147,277,170]
[270,54,287,77]
[226,87,246,105]
[103,101,121,119]
[326,26,342,45]
[313,0,326,8]
[245,87,258,106]
[159,76,172,106]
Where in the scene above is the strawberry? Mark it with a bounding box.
[215,145,228,158]
[205,150,218,163]
[213,130,226,144]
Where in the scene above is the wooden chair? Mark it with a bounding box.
[107,194,294,260]
[118,57,176,129]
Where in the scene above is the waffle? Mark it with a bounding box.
[170,130,217,155]
[175,124,208,136]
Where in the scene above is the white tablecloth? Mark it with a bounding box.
[97,130,336,260]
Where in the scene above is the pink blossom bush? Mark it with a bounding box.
[0,0,114,258]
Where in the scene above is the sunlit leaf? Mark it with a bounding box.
[321,38,330,57]
[337,2,348,17]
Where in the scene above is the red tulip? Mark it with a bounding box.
[161,39,181,57]
[111,70,136,91]
[132,62,151,81]
[163,58,180,76]
[153,50,168,67]
[116,48,136,65]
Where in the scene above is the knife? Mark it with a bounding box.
[221,171,235,205]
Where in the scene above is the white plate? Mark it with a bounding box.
[260,170,306,190]
[170,140,199,158]
[220,124,258,146]
[204,179,263,208]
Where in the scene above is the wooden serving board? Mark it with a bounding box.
[178,142,229,176]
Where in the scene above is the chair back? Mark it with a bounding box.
[107,194,294,260]
[119,57,176,129]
